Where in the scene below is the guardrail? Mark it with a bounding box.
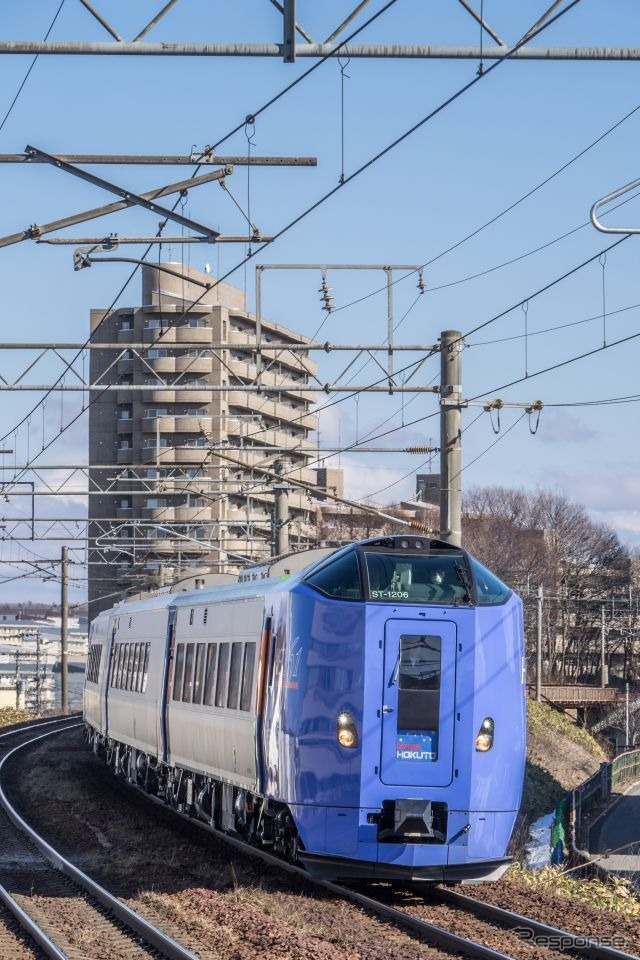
[571,748,640,853]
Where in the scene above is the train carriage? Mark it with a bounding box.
[84,535,526,882]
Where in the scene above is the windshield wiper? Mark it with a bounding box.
[454,561,472,603]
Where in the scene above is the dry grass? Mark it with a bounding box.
[507,863,640,917]
[527,701,606,760]
[0,707,38,728]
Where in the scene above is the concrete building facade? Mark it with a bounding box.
[88,263,318,613]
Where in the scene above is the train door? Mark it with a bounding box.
[103,616,118,738]
[380,619,456,787]
[159,606,177,763]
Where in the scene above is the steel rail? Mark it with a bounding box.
[0,714,81,741]
[107,758,515,960]
[0,726,202,960]
[0,883,69,960]
[430,886,640,960]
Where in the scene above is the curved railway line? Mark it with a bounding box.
[0,718,638,960]
[0,716,201,960]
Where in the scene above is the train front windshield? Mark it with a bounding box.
[364,552,471,604]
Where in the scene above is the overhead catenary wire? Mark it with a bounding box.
[0,1,66,135]
[0,0,403,452]
[0,0,583,486]
[0,0,592,584]
[328,94,640,317]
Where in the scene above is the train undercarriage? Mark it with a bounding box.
[85,725,301,863]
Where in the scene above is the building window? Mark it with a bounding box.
[117,407,132,420]
[144,318,161,329]
[118,437,132,449]
[148,348,172,359]
[120,316,133,331]
[145,498,167,509]
[119,498,132,510]
[188,317,210,328]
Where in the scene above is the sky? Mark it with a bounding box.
[0,0,639,603]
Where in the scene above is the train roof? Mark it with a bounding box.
[93,535,476,621]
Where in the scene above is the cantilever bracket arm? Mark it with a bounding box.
[25,145,221,240]
[590,176,640,234]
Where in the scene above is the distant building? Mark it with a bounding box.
[88,264,318,614]
[416,473,441,506]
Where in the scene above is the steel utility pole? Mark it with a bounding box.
[439,330,463,546]
[625,681,630,750]
[61,545,69,714]
[273,459,290,558]
[536,585,544,702]
[600,604,608,688]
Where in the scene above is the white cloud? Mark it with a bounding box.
[538,411,599,444]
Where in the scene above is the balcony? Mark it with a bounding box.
[140,506,176,521]
[141,416,176,432]
[116,357,134,375]
[148,357,178,375]
[230,390,317,430]
[175,355,213,374]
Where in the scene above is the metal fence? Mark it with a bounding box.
[571,749,640,853]
[612,749,640,790]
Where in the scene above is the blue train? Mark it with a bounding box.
[84,535,526,882]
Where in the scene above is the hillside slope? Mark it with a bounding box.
[521,699,605,825]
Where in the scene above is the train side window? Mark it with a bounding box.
[469,557,512,605]
[108,644,117,687]
[240,642,256,711]
[118,644,127,689]
[111,643,122,689]
[305,550,363,601]
[135,643,145,692]
[117,643,128,689]
[125,644,136,691]
[132,643,142,692]
[193,642,206,704]
[182,643,195,702]
[141,643,151,693]
[173,643,185,701]
[87,644,102,685]
[203,644,217,706]
[227,642,243,709]
[215,643,230,707]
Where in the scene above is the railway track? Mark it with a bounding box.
[0,716,201,960]
[4,720,640,960]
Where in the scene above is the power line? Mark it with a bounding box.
[2,0,582,480]
[469,300,640,347]
[0,0,588,583]
[0,0,402,452]
[329,95,640,317]
[0,1,66,135]
[463,235,629,341]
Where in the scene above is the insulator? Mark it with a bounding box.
[410,521,433,535]
[417,271,426,293]
[405,445,435,454]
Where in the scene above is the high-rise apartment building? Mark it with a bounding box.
[88,263,318,614]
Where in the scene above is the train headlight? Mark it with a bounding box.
[475,717,494,752]
[337,712,358,748]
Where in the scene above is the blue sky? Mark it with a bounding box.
[1,0,639,603]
